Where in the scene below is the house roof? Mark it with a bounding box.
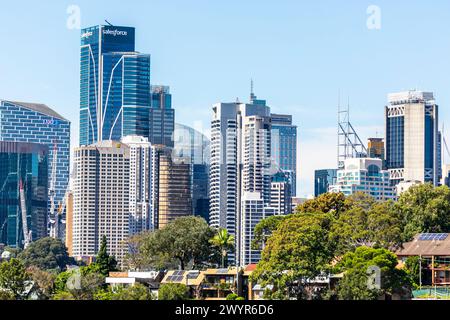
[3,101,68,121]
[397,233,450,257]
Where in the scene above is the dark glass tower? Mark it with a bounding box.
[150,86,175,148]
[0,142,48,248]
[80,25,151,145]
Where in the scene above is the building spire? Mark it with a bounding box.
[250,78,255,102]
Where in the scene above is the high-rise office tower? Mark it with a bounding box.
[150,86,175,148]
[174,123,210,222]
[271,113,297,196]
[314,169,337,197]
[270,171,292,215]
[329,158,396,201]
[0,142,48,248]
[80,25,151,145]
[0,101,70,231]
[210,94,275,265]
[72,141,130,265]
[157,150,192,228]
[121,135,157,234]
[385,90,441,186]
[367,138,385,162]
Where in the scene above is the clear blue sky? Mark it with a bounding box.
[1,0,450,196]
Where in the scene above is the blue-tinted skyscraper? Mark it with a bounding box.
[314,169,337,197]
[0,101,70,224]
[271,113,297,196]
[0,142,49,248]
[80,25,151,145]
[150,86,175,148]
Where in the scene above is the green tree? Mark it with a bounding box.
[27,266,56,300]
[0,290,15,300]
[331,200,403,254]
[252,215,288,250]
[95,236,118,277]
[397,184,450,241]
[18,237,73,272]
[209,229,235,268]
[335,247,412,300]
[131,216,218,270]
[404,256,426,289]
[296,192,348,217]
[251,213,336,300]
[112,283,155,300]
[0,258,30,300]
[158,283,190,300]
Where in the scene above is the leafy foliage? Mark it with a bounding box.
[95,236,118,277]
[331,200,403,254]
[209,228,235,267]
[27,266,56,300]
[158,283,190,300]
[334,247,412,300]
[397,184,450,241]
[18,237,73,272]
[251,213,336,300]
[0,258,30,300]
[252,215,288,251]
[296,192,348,217]
[127,216,219,270]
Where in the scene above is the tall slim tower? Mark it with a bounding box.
[79,25,151,145]
[210,94,274,266]
[385,90,441,186]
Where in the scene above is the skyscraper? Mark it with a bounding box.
[210,95,275,265]
[173,123,210,222]
[72,141,130,265]
[271,113,297,196]
[121,135,157,234]
[80,25,151,145]
[0,101,70,229]
[314,169,337,197]
[385,90,441,186]
[0,141,48,248]
[150,86,175,148]
[157,150,192,228]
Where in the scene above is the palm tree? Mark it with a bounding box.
[210,229,235,268]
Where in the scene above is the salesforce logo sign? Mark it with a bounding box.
[103,29,128,37]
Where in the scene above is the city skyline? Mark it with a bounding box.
[1,1,450,197]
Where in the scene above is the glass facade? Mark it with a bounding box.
[386,116,404,169]
[80,25,152,145]
[0,101,70,223]
[314,169,337,197]
[0,142,48,248]
[271,114,297,196]
[150,86,175,148]
[173,123,210,221]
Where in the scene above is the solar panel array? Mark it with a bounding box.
[166,271,186,282]
[418,233,449,241]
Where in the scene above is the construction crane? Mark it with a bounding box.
[19,179,32,249]
[49,142,59,239]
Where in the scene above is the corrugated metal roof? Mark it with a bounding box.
[3,101,68,121]
[397,234,450,256]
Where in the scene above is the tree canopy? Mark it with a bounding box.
[126,216,219,270]
[334,247,412,300]
[251,213,336,299]
[397,184,450,241]
[158,283,190,300]
[18,237,73,272]
[0,258,30,300]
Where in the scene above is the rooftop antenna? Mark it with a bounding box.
[105,20,113,26]
[337,93,368,168]
[250,79,255,101]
